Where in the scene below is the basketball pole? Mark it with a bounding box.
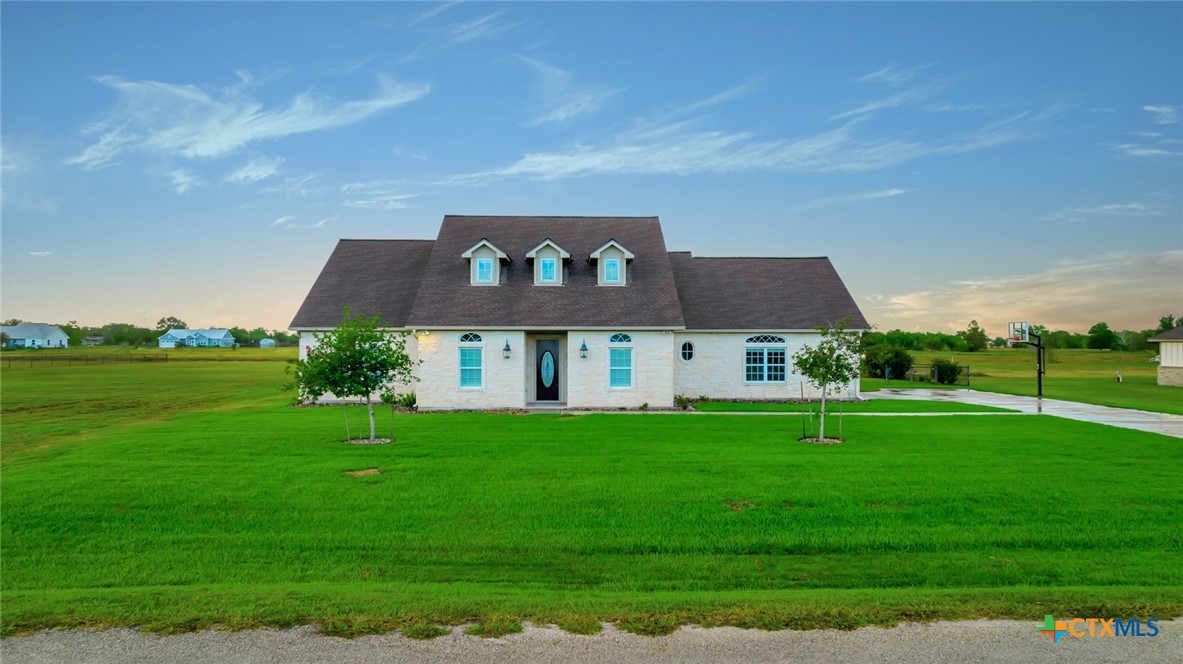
[1030,331,1045,398]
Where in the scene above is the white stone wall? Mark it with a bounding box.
[566,331,675,408]
[673,332,861,400]
[416,330,527,410]
[297,330,419,402]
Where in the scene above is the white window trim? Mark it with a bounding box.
[743,342,788,384]
[608,336,634,389]
[604,258,621,283]
[458,343,485,390]
[475,258,494,283]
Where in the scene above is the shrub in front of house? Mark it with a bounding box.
[930,357,962,385]
[863,344,914,379]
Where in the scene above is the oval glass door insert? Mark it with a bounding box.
[541,351,555,388]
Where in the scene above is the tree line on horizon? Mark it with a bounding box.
[0,316,300,347]
[862,315,1180,354]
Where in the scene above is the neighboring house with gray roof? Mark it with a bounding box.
[292,215,868,410]
[1,322,69,348]
[1149,325,1183,387]
[158,329,236,348]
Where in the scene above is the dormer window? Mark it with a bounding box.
[604,258,620,283]
[525,238,570,286]
[476,258,493,283]
[589,239,635,286]
[461,238,510,286]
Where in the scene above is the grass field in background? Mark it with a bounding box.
[859,348,1181,415]
[2,361,1179,638]
[0,346,297,362]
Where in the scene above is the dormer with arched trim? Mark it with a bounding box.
[525,238,571,286]
[589,239,635,286]
[461,238,510,286]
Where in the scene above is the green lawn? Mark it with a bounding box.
[692,400,1012,413]
[0,345,297,363]
[860,348,1182,415]
[2,362,1180,638]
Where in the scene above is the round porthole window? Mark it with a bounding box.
[680,341,695,362]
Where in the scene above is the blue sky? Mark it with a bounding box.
[2,2,1180,335]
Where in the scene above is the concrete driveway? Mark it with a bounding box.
[868,388,1183,438]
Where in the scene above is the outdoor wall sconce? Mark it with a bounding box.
[579,339,588,359]
[503,340,512,359]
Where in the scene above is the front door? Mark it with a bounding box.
[536,339,560,401]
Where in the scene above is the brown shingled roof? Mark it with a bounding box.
[669,252,869,330]
[405,216,686,328]
[1149,325,1183,342]
[290,240,434,328]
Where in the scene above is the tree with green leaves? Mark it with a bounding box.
[959,320,989,352]
[1087,322,1119,350]
[285,307,418,441]
[792,317,861,442]
[155,316,188,333]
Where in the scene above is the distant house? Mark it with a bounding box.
[81,336,106,346]
[1,323,69,349]
[158,329,236,348]
[1149,325,1183,387]
[259,338,277,348]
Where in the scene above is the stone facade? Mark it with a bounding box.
[1159,365,1183,387]
[416,330,528,409]
[298,331,420,402]
[673,332,860,400]
[565,331,675,409]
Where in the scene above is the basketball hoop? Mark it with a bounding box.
[1007,320,1044,397]
[1008,321,1030,344]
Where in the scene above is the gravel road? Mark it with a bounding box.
[3,619,1179,663]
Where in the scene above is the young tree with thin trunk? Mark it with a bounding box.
[285,307,417,441]
[792,317,861,442]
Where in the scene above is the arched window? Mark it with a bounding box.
[680,341,695,362]
[459,332,483,343]
[745,335,785,344]
[608,333,632,388]
[458,333,483,388]
[745,335,787,383]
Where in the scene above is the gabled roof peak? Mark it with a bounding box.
[525,237,572,260]
[460,238,510,262]
[589,238,635,261]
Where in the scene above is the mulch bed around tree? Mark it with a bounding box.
[799,437,844,444]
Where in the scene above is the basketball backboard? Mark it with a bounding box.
[1008,321,1029,344]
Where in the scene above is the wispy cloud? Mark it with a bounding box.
[340,179,419,209]
[1109,143,1183,158]
[65,74,429,169]
[262,173,323,198]
[1,141,20,172]
[412,1,460,25]
[438,105,1060,186]
[857,64,931,86]
[1143,104,1180,125]
[1040,201,1162,222]
[446,10,521,44]
[28,251,52,257]
[225,155,285,183]
[678,79,763,114]
[269,215,295,228]
[311,215,336,229]
[167,168,200,194]
[863,250,1183,333]
[832,81,946,120]
[794,188,907,211]
[924,103,994,112]
[520,57,619,126]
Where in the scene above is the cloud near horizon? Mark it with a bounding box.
[64,74,429,169]
[862,250,1183,334]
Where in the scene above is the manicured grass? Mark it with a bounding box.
[692,400,1013,413]
[861,349,1182,415]
[2,362,1180,637]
